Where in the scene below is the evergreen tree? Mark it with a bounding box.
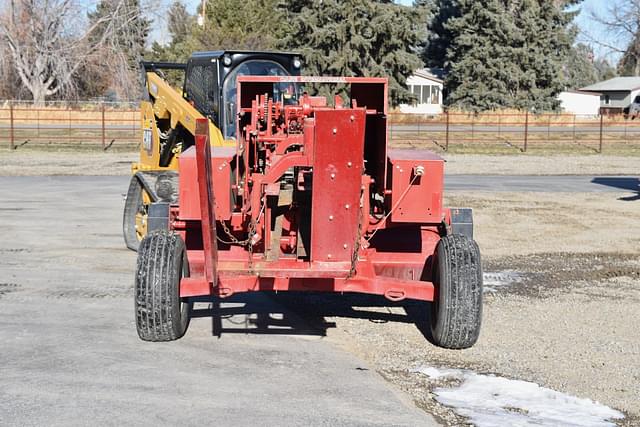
[422,0,459,68]
[168,1,194,45]
[282,0,425,106]
[444,0,579,111]
[193,0,285,50]
[563,43,598,89]
[149,1,197,65]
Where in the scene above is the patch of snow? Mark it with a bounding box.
[483,270,523,293]
[415,366,624,427]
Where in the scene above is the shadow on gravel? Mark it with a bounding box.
[591,177,640,201]
[190,292,435,344]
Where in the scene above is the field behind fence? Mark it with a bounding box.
[1,101,639,154]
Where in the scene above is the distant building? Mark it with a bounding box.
[557,90,601,116]
[399,68,444,114]
[581,77,640,114]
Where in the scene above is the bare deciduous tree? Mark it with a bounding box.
[0,0,144,104]
[589,1,640,76]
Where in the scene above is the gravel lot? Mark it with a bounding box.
[273,190,640,426]
[2,148,640,177]
[1,148,638,425]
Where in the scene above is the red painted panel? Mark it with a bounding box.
[194,119,218,286]
[310,109,366,262]
[388,149,444,224]
[179,146,234,221]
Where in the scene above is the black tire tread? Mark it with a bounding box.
[123,176,143,252]
[431,234,482,349]
[135,230,189,341]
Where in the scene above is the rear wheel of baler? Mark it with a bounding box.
[430,234,483,349]
[123,176,150,251]
[135,230,191,341]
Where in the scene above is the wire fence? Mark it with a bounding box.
[388,111,640,154]
[1,101,639,154]
[0,100,140,149]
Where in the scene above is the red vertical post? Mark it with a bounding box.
[9,101,14,150]
[599,114,604,153]
[524,111,529,152]
[194,118,218,287]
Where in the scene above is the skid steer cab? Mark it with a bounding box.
[123,50,302,251]
[133,74,484,350]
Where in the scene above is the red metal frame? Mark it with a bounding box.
[176,76,447,302]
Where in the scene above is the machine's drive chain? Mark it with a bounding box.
[216,197,265,271]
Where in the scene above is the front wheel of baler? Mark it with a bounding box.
[135,230,191,342]
[430,234,483,349]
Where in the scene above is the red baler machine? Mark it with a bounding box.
[135,76,483,349]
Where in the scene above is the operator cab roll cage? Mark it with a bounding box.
[143,51,302,140]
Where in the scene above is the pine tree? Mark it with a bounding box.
[564,43,598,89]
[282,0,425,106]
[193,0,285,50]
[444,0,580,111]
[422,0,459,68]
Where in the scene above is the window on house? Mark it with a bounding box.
[422,85,432,104]
[431,86,440,104]
[409,84,442,105]
[412,85,421,106]
[602,94,610,105]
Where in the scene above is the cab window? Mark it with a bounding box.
[185,64,219,123]
[222,60,293,139]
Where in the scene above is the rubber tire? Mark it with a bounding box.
[135,230,191,341]
[123,176,144,252]
[430,234,483,349]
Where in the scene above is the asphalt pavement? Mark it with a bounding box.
[445,175,639,193]
[0,176,437,427]
[1,173,636,426]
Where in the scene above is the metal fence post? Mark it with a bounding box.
[471,114,475,144]
[101,102,106,149]
[445,110,450,151]
[524,111,529,152]
[9,101,15,149]
[599,114,604,153]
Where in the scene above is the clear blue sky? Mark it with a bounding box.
[172,0,621,62]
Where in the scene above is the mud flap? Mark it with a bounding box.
[451,208,473,239]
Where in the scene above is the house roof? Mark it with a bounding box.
[581,77,640,92]
[413,68,445,84]
[562,89,602,96]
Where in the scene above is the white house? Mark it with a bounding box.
[399,68,444,114]
[581,77,640,114]
[557,90,601,116]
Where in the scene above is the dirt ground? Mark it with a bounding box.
[2,147,640,177]
[279,190,640,426]
[2,147,638,425]
[0,148,137,176]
